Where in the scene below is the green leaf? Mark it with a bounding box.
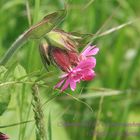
[0,86,11,116]
[14,64,27,79]
[26,9,67,39]
[0,9,67,65]
[0,66,7,80]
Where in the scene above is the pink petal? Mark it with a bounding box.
[82,45,99,56]
[76,57,96,69]
[54,44,99,92]
[60,73,68,78]
[70,80,76,91]
[81,69,95,81]
[61,78,70,91]
[82,46,95,56]
[71,69,82,82]
[72,73,82,82]
[86,48,99,56]
[54,79,65,89]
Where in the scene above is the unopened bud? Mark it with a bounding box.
[0,132,9,140]
[39,43,50,70]
[49,46,79,72]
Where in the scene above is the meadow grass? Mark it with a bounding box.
[0,0,140,140]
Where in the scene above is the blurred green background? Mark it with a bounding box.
[0,0,140,140]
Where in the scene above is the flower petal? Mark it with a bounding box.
[81,46,95,56]
[54,79,65,89]
[70,79,76,91]
[71,69,82,82]
[76,57,96,69]
[81,69,95,81]
[54,44,99,92]
[86,47,99,56]
[61,78,70,91]
[59,73,68,78]
[81,45,99,57]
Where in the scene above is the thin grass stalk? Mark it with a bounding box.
[116,45,140,140]
[19,84,26,140]
[27,0,40,72]
[20,2,33,139]
[20,1,37,138]
[93,96,104,140]
[0,120,33,129]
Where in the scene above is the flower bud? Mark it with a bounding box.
[47,29,78,51]
[39,42,50,70]
[0,132,9,140]
[39,27,81,70]
[49,46,79,72]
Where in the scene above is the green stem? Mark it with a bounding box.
[33,0,40,24]
[0,32,27,65]
[0,0,40,66]
[27,0,40,72]
[0,120,33,129]
[93,96,104,140]
[0,7,66,66]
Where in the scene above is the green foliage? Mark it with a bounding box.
[47,111,52,140]
[0,66,7,80]
[0,0,140,140]
[0,88,11,116]
[14,64,27,79]
[27,9,67,39]
[0,66,11,115]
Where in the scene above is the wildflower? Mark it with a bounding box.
[54,45,99,91]
[39,30,99,91]
[80,45,99,59]
[39,29,79,70]
[0,132,9,140]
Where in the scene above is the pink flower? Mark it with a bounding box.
[54,45,99,91]
[80,45,99,59]
[0,132,9,140]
